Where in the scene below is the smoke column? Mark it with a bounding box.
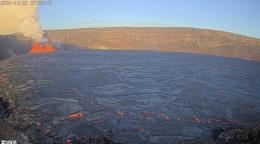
[0,0,43,40]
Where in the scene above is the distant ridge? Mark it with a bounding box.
[47,27,260,61]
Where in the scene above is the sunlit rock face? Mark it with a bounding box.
[48,27,260,61]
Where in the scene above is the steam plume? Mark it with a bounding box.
[0,0,43,40]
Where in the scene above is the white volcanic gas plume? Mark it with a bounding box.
[0,0,43,40]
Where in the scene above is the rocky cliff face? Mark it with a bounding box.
[47,27,260,61]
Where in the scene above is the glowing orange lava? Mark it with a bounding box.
[67,113,84,119]
[30,41,55,53]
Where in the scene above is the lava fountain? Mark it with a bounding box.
[30,39,55,53]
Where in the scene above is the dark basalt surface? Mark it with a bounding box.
[0,35,30,60]
[0,47,260,143]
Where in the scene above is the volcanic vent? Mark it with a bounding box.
[30,39,55,53]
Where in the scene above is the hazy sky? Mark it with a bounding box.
[39,0,260,38]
